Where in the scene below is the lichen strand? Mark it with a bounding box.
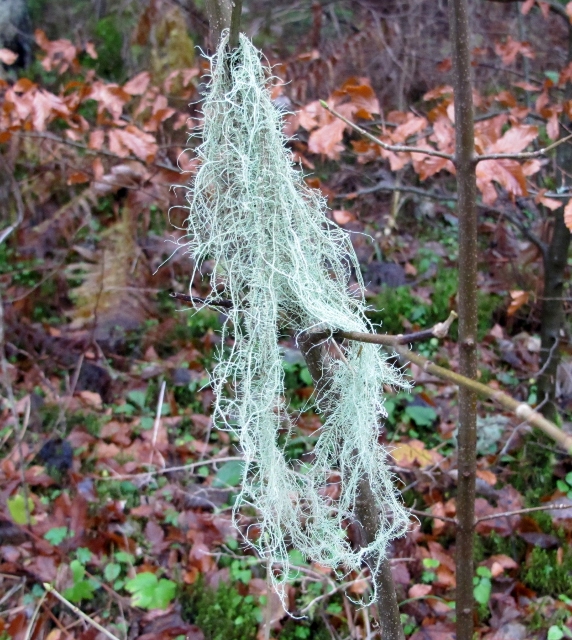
[182,32,410,604]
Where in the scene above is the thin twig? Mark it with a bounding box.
[319,101,454,161]
[338,328,572,453]
[476,133,572,162]
[96,455,243,481]
[43,584,121,640]
[474,503,572,523]
[0,155,25,245]
[23,590,47,640]
[408,508,457,524]
[15,131,178,173]
[150,380,166,466]
[171,292,233,308]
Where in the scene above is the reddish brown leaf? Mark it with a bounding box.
[507,290,529,316]
[67,171,90,185]
[409,583,432,599]
[331,209,355,225]
[124,72,151,96]
[0,48,18,65]
[564,199,572,231]
[494,37,535,66]
[88,129,104,150]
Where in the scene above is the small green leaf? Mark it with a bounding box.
[114,403,135,416]
[76,548,92,564]
[44,526,71,546]
[127,390,147,409]
[64,580,96,603]
[476,566,492,578]
[422,558,440,569]
[7,494,34,525]
[212,460,244,488]
[548,626,565,640]
[404,405,437,427]
[565,472,572,486]
[125,572,176,610]
[70,559,86,583]
[473,578,491,605]
[557,480,569,493]
[299,367,313,386]
[140,417,155,430]
[115,551,135,564]
[104,563,121,582]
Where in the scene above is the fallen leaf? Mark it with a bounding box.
[408,583,432,599]
[507,290,529,316]
[564,199,572,232]
[391,439,435,468]
[0,48,18,65]
[332,209,355,225]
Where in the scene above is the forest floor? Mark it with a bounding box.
[2,198,572,640]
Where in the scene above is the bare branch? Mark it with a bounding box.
[318,101,454,162]
[338,328,572,453]
[476,132,572,162]
[15,131,179,173]
[474,503,572,524]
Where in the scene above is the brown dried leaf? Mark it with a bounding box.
[124,72,151,96]
[332,210,356,225]
[0,48,18,65]
[494,37,535,66]
[564,199,572,231]
[507,290,529,316]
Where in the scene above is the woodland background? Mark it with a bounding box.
[1,0,572,639]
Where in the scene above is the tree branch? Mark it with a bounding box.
[15,131,179,173]
[474,503,572,523]
[476,133,572,162]
[319,101,454,162]
[336,328,572,453]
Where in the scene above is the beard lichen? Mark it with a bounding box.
[182,32,410,604]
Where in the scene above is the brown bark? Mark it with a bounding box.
[449,0,479,637]
[298,331,405,640]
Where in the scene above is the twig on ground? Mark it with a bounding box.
[43,583,122,640]
[97,455,243,481]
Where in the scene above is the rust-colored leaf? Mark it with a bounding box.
[494,36,535,66]
[507,290,529,316]
[124,72,151,96]
[564,199,572,231]
[408,584,432,599]
[67,171,90,185]
[88,129,104,150]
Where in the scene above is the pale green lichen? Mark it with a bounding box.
[182,32,410,604]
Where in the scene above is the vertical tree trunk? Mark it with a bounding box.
[449,0,479,638]
[204,0,232,46]
[537,18,572,422]
[538,210,571,421]
[299,332,405,640]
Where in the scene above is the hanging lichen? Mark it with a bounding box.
[181,32,410,603]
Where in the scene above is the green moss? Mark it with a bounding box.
[510,430,558,502]
[92,17,125,81]
[181,578,260,640]
[473,531,525,564]
[522,547,572,598]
